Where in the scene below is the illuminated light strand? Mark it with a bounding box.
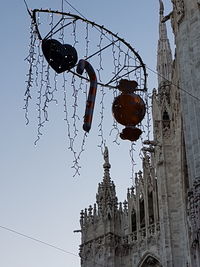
[35,55,45,145]
[72,20,78,47]
[124,49,131,80]
[85,23,89,58]
[98,85,106,155]
[24,19,37,125]
[116,40,122,89]
[63,0,145,76]
[24,7,149,176]
[71,74,79,142]
[34,41,41,88]
[30,9,147,91]
[96,27,104,82]
[145,92,152,141]
[96,29,105,154]
[109,120,120,146]
[111,36,118,98]
[109,37,121,145]
[129,142,137,180]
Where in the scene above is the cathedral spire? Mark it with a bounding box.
[157,0,173,86]
[159,0,164,16]
[103,146,111,183]
[96,147,118,216]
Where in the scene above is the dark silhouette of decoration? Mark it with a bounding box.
[42,39,78,73]
[112,79,146,141]
[120,127,142,142]
[24,8,149,175]
[76,59,97,132]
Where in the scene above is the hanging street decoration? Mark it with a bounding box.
[42,39,78,73]
[76,59,97,133]
[24,7,150,175]
[112,79,146,142]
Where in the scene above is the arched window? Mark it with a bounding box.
[162,110,169,121]
[139,254,162,267]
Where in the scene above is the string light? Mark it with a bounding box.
[25,7,149,176]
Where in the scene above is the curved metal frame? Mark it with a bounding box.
[30,9,147,91]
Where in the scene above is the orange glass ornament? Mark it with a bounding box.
[112,93,146,126]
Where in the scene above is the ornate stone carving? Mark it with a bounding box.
[162,120,171,138]
[172,0,185,24]
[154,120,161,140]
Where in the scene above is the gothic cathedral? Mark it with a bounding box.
[78,1,200,266]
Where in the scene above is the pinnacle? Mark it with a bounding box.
[159,0,164,16]
[103,146,111,183]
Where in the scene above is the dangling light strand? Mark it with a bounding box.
[96,27,104,82]
[35,55,45,145]
[24,18,37,124]
[98,85,106,154]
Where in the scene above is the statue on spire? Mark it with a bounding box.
[104,146,109,164]
[159,0,164,16]
[103,146,111,171]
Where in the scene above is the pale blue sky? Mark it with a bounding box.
[0,1,173,266]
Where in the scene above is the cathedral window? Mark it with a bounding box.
[162,110,170,120]
[139,255,162,267]
[148,191,154,224]
[140,197,145,228]
[131,209,136,232]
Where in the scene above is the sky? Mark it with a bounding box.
[0,1,173,267]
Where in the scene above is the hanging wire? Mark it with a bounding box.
[24,6,148,179]
[0,224,107,267]
[25,2,194,178]
[145,65,200,102]
[29,8,147,91]
[63,0,200,103]
[30,5,200,103]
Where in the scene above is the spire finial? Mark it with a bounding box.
[102,146,111,184]
[159,0,164,16]
[157,0,172,86]
[103,146,111,169]
[104,146,109,163]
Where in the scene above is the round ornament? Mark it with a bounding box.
[112,93,146,127]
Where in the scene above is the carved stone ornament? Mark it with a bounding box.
[162,120,171,138]
[154,120,161,140]
[172,0,185,24]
